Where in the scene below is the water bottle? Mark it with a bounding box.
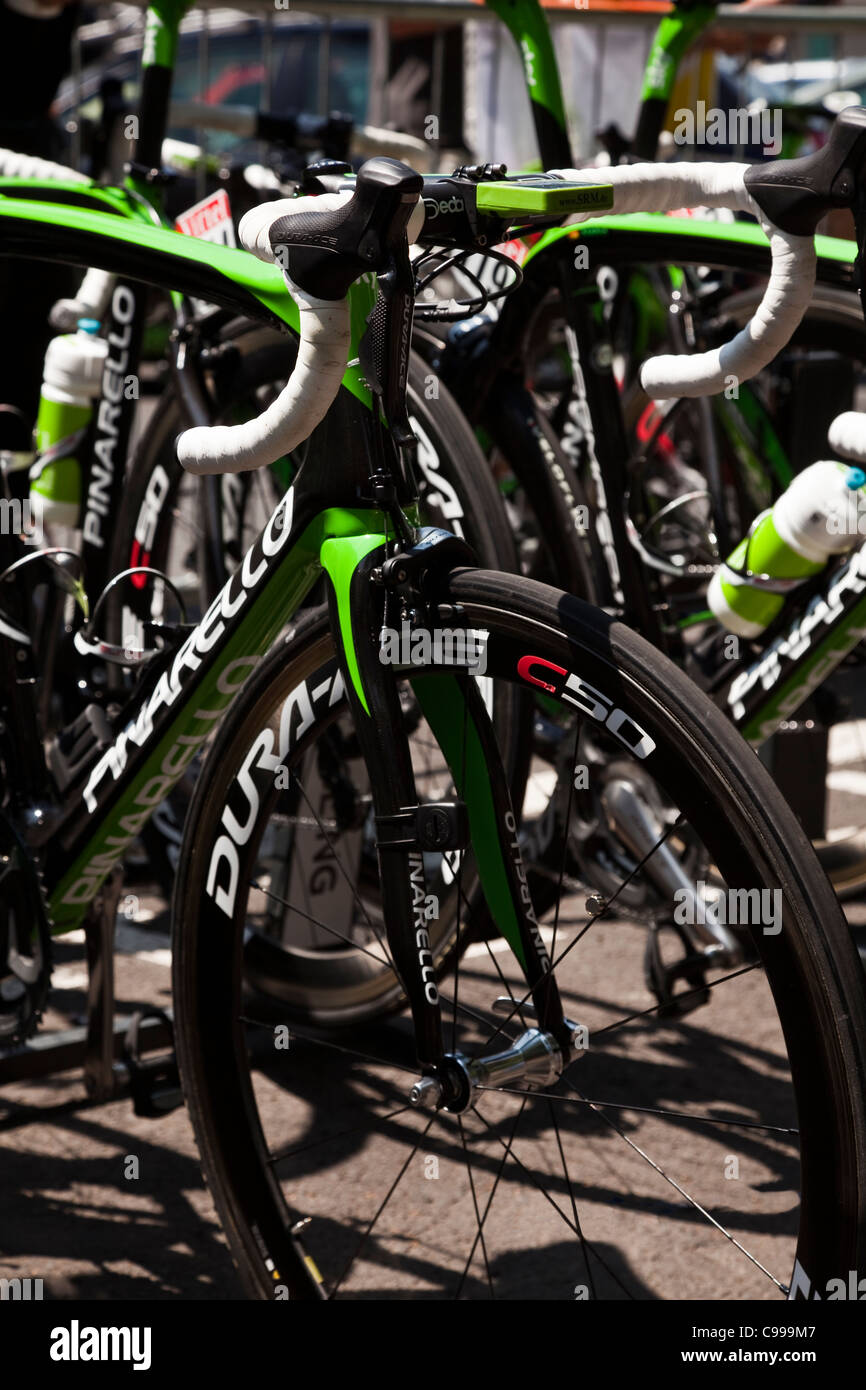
[708,460,866,637]
[29,319,107,529]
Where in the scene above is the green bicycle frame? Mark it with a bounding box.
[128,0,191,203]
[484,0,573,167]
[635,2,718,159]
[484,0,719,166]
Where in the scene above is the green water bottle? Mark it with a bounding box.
[29,319,108,529]
[708,460,866,638]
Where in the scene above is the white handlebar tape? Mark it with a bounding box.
[550,163,817,399]
[0,146,89,183]
[177,188,426,477]
[175,287,351,476]
[176,194,353,476]
[236,193,350,263]
[238,190,425,261]
[828,411,866,464]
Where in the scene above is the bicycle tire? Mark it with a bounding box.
[172,569,866,1300]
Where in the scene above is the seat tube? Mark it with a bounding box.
[557,253,665,641]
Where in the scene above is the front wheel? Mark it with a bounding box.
[172,571,866,1300]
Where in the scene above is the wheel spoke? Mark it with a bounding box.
[475,1084,798,1136]
[455,1114,496,1299]
[239,1017,417,1079]
[266,1105,414,1168]
[452,1097,527,1298]
[289,762,384,946]
[469,1101,637,1298]
[329,1115,435,1298]
[559,1075,786,1291]
[548,1097,597,1299]
[249,878,395,974]
[592,962,761,1040]
[475,815,684,1056]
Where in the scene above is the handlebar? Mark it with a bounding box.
[176,158,424,476]
[0,147,89,184]
[549,159,817,399]
[176,160,613,476]
[169,100,352,155]
[172,109,866,475]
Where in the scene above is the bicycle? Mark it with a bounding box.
[157,147,866,1298]
[2,131,865,1297]
[99,0,866,947]
[5,42,866,1303]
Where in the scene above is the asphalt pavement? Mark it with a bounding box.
[1,719,866,1300]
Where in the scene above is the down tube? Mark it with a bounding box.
[46,494,390,929]
[720,544,866,744]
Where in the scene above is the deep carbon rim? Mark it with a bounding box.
[172,583,866,1300]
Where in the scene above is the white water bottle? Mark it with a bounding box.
[29,319,108,529]
[708,460,866,637]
